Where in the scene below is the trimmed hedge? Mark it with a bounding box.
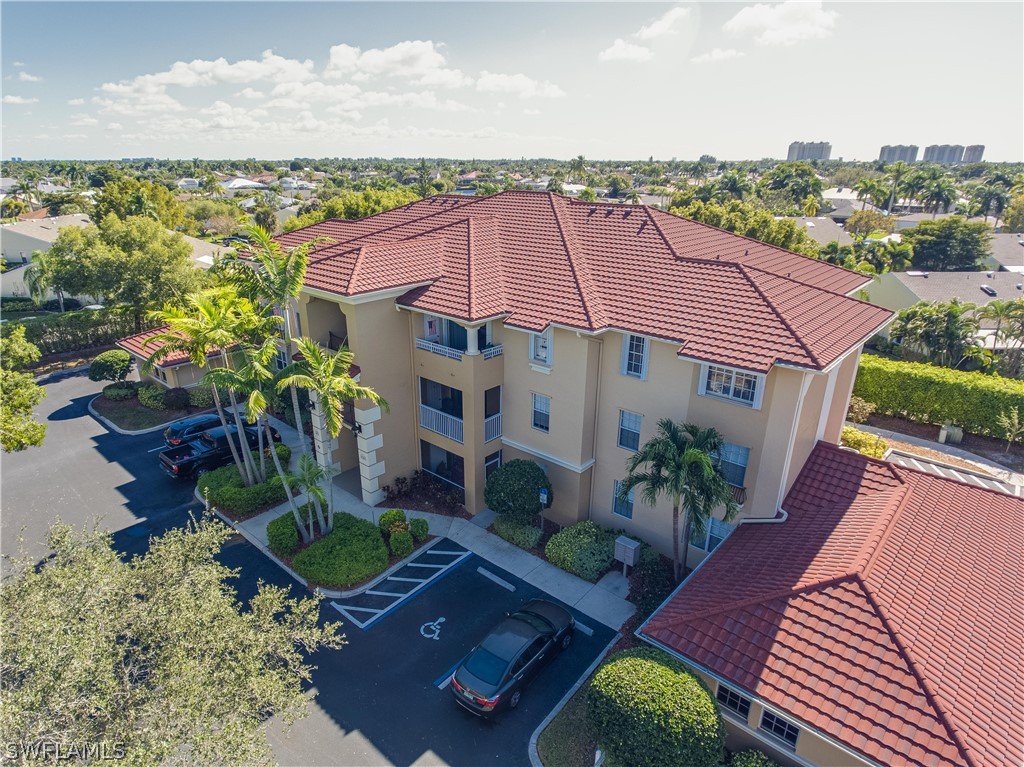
[483,459,553,524]
[137,384,166,410]
[291,512,389,588]
[197,445,292,516]
[545,521,616,582]
[88,349,133,382]
[164,387,189,410]
[409,517,429,542]
[378,508,407,536]
[630,545,674,619]
[587,647,725,767]
[389,529,414,559]
[731,750,781,767]
[187,386,215,409]
[267,509,301,557]
[854,354,1024,438]
[2,306,149,354]
[841,426,888,458]
[102,383,136,401]
[493,517,542,550]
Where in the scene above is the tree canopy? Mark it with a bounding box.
[0,326,46,452]
[282,188,419,232]
[901,216,992,271]
[92,177,185,229]
[669,198,820,257]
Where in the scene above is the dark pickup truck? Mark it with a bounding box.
[159,425,263,479]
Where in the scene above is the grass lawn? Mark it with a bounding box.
[92,394,192,431]
[537,679,622,767]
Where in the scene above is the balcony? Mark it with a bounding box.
[482,344,504,360]
[420,404,464,443]
[729,485,747,507]
[485,413,502,442]
[416,337,464,361]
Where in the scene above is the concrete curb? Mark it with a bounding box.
[87,394,177,436]
[528,631,621,767]
[34,363,91,383]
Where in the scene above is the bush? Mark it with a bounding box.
[378,509,407,537]
[493,517,542,550]
[88,349,133,382]
[1,306,148,355]
[631,545,674,619]
[291,513,389,588]
[187,386,215,409]
[389,529,414,559]
[409,517,429,542]
[267,511,300,557]
[163,387,190,410]
[137,384,166,410]
[587,647,725,767]
[197,452,291,516]
[841,426,888,458]
[545,521,615,582]
[731,750,781,767]
[846,395,876,424]
[102,383,136,401]
[483,459,553,524]
[854,354,1024,437]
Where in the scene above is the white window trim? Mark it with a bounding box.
[612,480,635,519]
[617,409,642,452]
[531,392,551,433]
[759,709,801,750]
[692,517,737,554]
[620,333,649,380]
[715,682,753,722]
[699,363,765,410]
[529,328,553,366]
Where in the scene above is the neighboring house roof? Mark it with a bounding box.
[826,199,882,221]
[895,212,990,226]
[277,191,891,374]
[220,178,267,190]
[781,216,853,246]
[178,234,228,270]
[0,213,92,244]
[891,270,1024,321]
[117,326,194,368]
[0,177,19,194]
[641,441,1023,767]
[16,207,54,220]
[989,233,1024,273]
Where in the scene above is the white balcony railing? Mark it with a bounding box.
[420,404,464,443]
[484,413,502,442]
[482,344,504,360]
[416,337,464,361]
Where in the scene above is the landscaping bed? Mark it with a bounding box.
[92,394,194,431]
[198,444,293,518]
[27,346,116,377]
[867,413,1024,472]
[378,470,472,519]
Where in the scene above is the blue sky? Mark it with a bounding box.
[2,2,1021,161]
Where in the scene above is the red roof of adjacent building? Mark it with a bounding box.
[277,192,891,373]
[117,326,195,368]
[641,442,1024,767]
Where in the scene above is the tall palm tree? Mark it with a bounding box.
[921,177,959,218]
[278,338,389,533]
[618,419,739,582]
[976,299,1022,351]
[853,178,881,210]
[280,453,330,542]
[717,171,752,201]
[802,195,820,217]
[884,161,912,213]
[568,155,587,184]
[23,249,66,312]
[624,189,641,205]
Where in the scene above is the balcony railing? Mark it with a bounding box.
[484,413,502,442]
[416,338,464,361]
[729,485,747,507]
[420,404,464,443]
[482,344,504,360]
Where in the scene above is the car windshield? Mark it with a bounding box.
[463,647,506,686]
[511,611,553,634]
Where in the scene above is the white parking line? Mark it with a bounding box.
[476,566,516,592]
[575,621,594,637]
[329,602,383,629]
[365,589,407,597]
[389,576,431,583]
[428,549,467,556]
[407,563,448,569]
[438,675,453,690]
[147,445,168,453]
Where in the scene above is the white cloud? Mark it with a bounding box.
[103,50,315,93]
[636,6,691,40]
[93,92,184,116]
[476,71,564,99]
[62,133,88,140]
[12,61,25,68]
[523,108,541,115]
[690,48,745,64]
[235,87,265,99]
[598,39,654,63]
[198,101,269,131]
[71,113,99,126]
[3,95,38,104]
[67,98,85,105]
[106,123,123,131]
[18,71,43,82]
[724,0,838,46]
[324,40,471,88]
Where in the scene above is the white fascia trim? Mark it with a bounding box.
[636,634,884,767]
[397,304,508,328]
[301,284,430,306]
[500,437,595,474]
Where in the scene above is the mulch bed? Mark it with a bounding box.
[28,346,117,376]
[376,494,474,520]
[867,413,1024,472]
[92,394,195,431]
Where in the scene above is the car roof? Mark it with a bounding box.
[173,414,221,429]
[479,615,542,661]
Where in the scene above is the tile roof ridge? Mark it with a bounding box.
[738,263,822,368]
[854,572,978,767]
[855,478,914,578]
[344,246,368,295]
[642,205,684,260]
[465,218,476,319]
[547,192,603,330]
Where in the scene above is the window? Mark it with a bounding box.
[275,347,289,371]
[532,393,550,432]
[701,364,763,408]
[716,685,752,719]
[691,518,736,554]
[530,329,552,365]
[621,334,649,379]
[760,711,800,748]
[485,450,502,480]
[617,410,642,451]
[424,315,440,341]
[714,442,750,487]
[612,480,634,519]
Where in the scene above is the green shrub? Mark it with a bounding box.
[378,509,407,536]
[409,517,429,542]
[631,545,674,619]
[88,349,133,382]
[137,384,166,410]
[291,513,389,588]
[854,354,1024,437]
[841,426,888,458]
[197,455,290,516]
[1,306,148,355]
[483,459,553,524]
[545,521,615,582]
[846,395,876,424]
[267,511,301,557]
[102,383,136,401]
[187,386,215,408]
[493,517,542,550]
[163,387,189,410]
[389,529,414,559]
[731,750,781,767]
[587,647,725,767]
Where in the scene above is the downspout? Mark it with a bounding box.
[775,370,814,513]
[586,335,603,521]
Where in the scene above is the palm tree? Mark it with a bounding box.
[568,155,587,184]
[278,338,389,533]
[618,419,739,582]
[717,171,752,201]
[976,299,1021,351]
[922,177,959,218]
[23,249,67,312]
[802,195,820,217]
[624,189,642,205]
[280,453,330,542]
[884,161,912,213]
[854,178,881,210]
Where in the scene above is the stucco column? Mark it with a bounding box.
[308,391,340,473]
[465,324,480,356]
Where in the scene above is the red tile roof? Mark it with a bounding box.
[278,192,892,373]
[642,442,1024,767]
[117,326,195,368]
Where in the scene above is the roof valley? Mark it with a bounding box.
[547,192,604,331]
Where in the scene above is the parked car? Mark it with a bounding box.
[450,599,574,717]
[159,425,275,479]
[164,414,280,447]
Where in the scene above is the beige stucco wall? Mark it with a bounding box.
[861,274,918,336]
[824,349,862,444]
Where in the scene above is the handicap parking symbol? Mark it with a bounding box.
[420,616,445,640]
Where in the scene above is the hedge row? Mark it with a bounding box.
[291,512,389,588]
[545,521,615,582]
[197,445,292,516]
[1,307,153,355]
[493,517,543,550]
[840,426,889,459]
[854,354,1024,438]
[0,297,81,313]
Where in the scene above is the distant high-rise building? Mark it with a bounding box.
[963,145,985,163]
[923,144,965,164]
[879,145,919,163]
[787,141,831,162]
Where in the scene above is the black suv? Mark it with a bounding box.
[450,599,574,717]
[164,414,281,447]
